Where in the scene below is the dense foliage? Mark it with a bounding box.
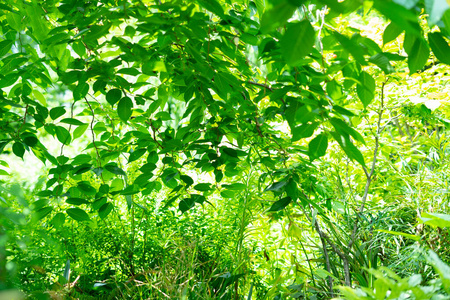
[1,0,450,299]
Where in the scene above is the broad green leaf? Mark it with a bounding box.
[331,131,366,167]
[23,135,38,147]
[66,208,90,222]
[35,206,53,220]
[326,80,343,100]
[222,183,247,191]
[285,179,298,200]
[66,198,89,205]
[25,6,49,40]
[128,148,146,163]
[55,126,71,145]
[180,175,194,187]
[260,0,298,34]
[196,0,225,17]
[292,122,319,142]
[426,250,450,291]
[334,32,367,66]
[12,142,25,158]
[51,213,65,227]
[33,89,46,106]
[105,164,126,176]
[329,118,365,144]
[356,71,375,107]
[221,190,235,198]
[77,183,97,195]
[50,107,66,120]
[106,89,122,105]
[383,22,403,45]
[142,61,167,74]
[194,183,212,191]
[280,20,315,66]
[428,32,450,65]
[60,118,85,126]
[117,97,133,122]
[374,1,422,36]
[99,203,113,219]
[265,181,288,192]
[0,40,14,57]
[420,212,450,227]
[369,53,395,74]
[308,133,328,161]
[268,197,292,212]
[404,34,430,74]
[179,197,196,213]
[93,198,107,210]
[73,124,88,140]
[5,12,23,32]
[73,82,89,101]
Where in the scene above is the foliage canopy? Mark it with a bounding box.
[1,0,450,299]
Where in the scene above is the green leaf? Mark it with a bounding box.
[426,250,450,291]
[268,197,292,212]
[106,89,122,105]
[12,142,25,158]
[383,22,403,45]
[179,197,196,213]
[66,208,90,222]
[334,32,367,66]
[0,40,14,57]
[73,124,88,140]
[180,175,194,187]
[221,190,235,198]
[35,207,53,220]
[99,203,113,219]
[117,97,133,122]
[51,213,65,227]
[73,82,89,101]
[77,183,97,195]
[66,198,89,205]
[329,118,365,144]
[373,1,422,36]
[428,32,450,65]
[222,183,247,191]
[356,71,375,107]
[142,61,167,75]
[280,20,316,66]
[404,34,430,74]
[285,179,298,200]
[60,118,85,126]
[196,0,225,17]
[292,122,319,142]
[194,183,212,191]
[260,0,298,34]
[105,164,126,176]
[369,53,395,74]
[331,131,366,167]
[265,181,288,192]
[55,126,71,145]
[420,212,450,228]
[308,133,328,161]
[50,107,66,120]
[129,148,146,163]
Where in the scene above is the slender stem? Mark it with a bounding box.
[84,97,104,182]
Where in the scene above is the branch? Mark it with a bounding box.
[246,81,273,92]
[347,78,389,251]
[84,98,104,182]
